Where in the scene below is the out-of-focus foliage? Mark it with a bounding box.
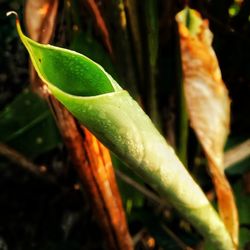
[0,89,61,158]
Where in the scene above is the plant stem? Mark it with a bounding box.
[144,0,161,130]
[175,27,188,166]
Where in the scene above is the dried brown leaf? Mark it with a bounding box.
[25,0,59,93]
[25,0,58,43]
[176,9,238,247]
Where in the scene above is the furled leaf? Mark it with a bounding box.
[176,8,238,247]
[24,6,134,248]
[70,30,117,79]
[10,12,234,249]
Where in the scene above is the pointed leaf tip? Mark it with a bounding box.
[6,11,19,24]
[6,11,18,18]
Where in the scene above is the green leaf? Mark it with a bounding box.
[10,12,234,249]
[70,30,117,80]
[176,7,203,36]
[12,14,119,97]
[0,89,61,158]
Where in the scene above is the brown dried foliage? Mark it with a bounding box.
[176,10,238,247]
[25,0,59,93]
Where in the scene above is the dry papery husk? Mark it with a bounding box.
[176,9,238,248]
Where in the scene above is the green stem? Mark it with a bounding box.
[144,0,161,130]
[175,28,188,166]
[105,0,139,99]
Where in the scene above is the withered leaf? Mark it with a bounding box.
[176,8,238,248]
[25,0,59,93]
[25,0,58,43]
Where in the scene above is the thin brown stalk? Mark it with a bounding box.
[49,98,133,250]
[84,0,113,55]
[115,169,164,206]
[161,224,194,250]
[0,142,56,184]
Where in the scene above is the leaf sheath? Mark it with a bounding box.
[12,13,234,249]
